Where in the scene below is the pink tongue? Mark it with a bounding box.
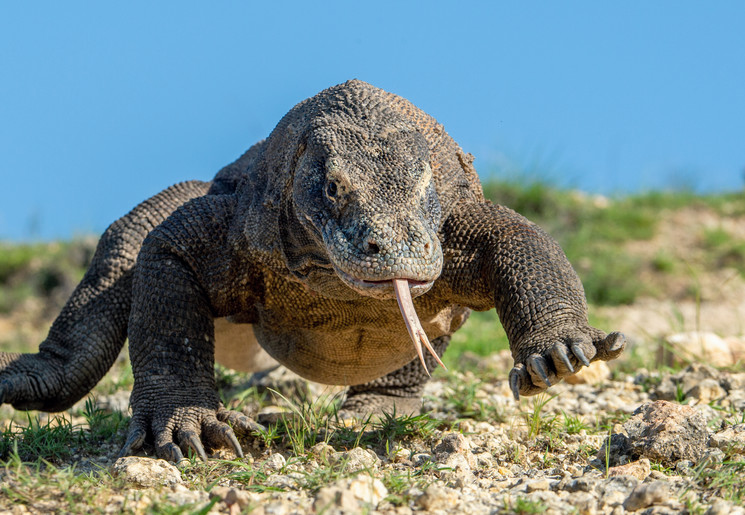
[392,278,448,376]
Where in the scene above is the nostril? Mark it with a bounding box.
[366,239,380,254]
[422,241,434,257]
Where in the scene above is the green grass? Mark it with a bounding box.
[0,397,128,465]
[701,227,745,276]
[693,458,745,504]
[505,495,548,514]
[0,454,117,510]
[79,397,127,444]
[0,243,40,283]
[444,310,509,370]
[521,393,557,441]
[562,412,589,435]
[444,376,507,423]
[482,178,745,305]
[382,468,433,506]
[0,415,77,464]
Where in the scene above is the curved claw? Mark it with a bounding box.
[223,430,244,459]
[158,441,185,463]
[204,420,244,459]
[551,343,575,374]
[570,342,592,367]
[119,425,146,459]
[528,355,552,387]
[179,430,208,462]
[508,367,522,401]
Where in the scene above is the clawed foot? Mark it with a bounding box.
[119,403,264,462]
[0,352,73,412]
[508,331,626,400]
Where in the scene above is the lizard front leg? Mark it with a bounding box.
[440,201,625,399]
[119,195,259,462]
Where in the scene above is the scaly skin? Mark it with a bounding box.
[0,80,625,462]
[0,181,210,411]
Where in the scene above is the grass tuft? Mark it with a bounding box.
[0,415,76,464]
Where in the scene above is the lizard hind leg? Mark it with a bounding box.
[340,335,450,419]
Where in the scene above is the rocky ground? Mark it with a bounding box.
[1,358,744,514]
[0,194,744,514]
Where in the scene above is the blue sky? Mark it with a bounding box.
[1,2,744,240]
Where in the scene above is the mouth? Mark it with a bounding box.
[334,269,434,298]
[334,269,446,376]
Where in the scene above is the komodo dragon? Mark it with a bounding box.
[0,80,625,462]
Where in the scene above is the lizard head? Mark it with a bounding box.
[285,120,443,302]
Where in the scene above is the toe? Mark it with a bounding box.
[527,354,553,387]
[549,342,575,375]
[508,363,545,399]
[569,337,595,367]
[508,365,527,400]
[119,420,146,458]
[203,418,244,459]
[595,332,626,361]
[156,440,185,463]
[153,420,187,463]
[216,408,265,435]
[178,429,209,462]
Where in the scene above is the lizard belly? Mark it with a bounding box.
[252,304,470,385]
[253,325,417,385]
[213,318,278,373]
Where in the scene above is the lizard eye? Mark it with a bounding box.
[326,181,338,199]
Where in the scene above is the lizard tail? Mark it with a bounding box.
[0,180,211,412]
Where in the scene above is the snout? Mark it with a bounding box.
[323,215,443,299]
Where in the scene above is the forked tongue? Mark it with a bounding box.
[392,278,447,376]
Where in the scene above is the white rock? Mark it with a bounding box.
[434,432,477,468]
[687,378,727,404]
[166,484,208,507]
[710,424,745,453]
[417,484,459,511]
[328,447,380,473]
[263,452,286,472]
[111,457,182,488]
[623,481,670,511]
[209,486,253,508]
[564,361,611,385]
[663,332,734,367]
[314,476,387,512]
